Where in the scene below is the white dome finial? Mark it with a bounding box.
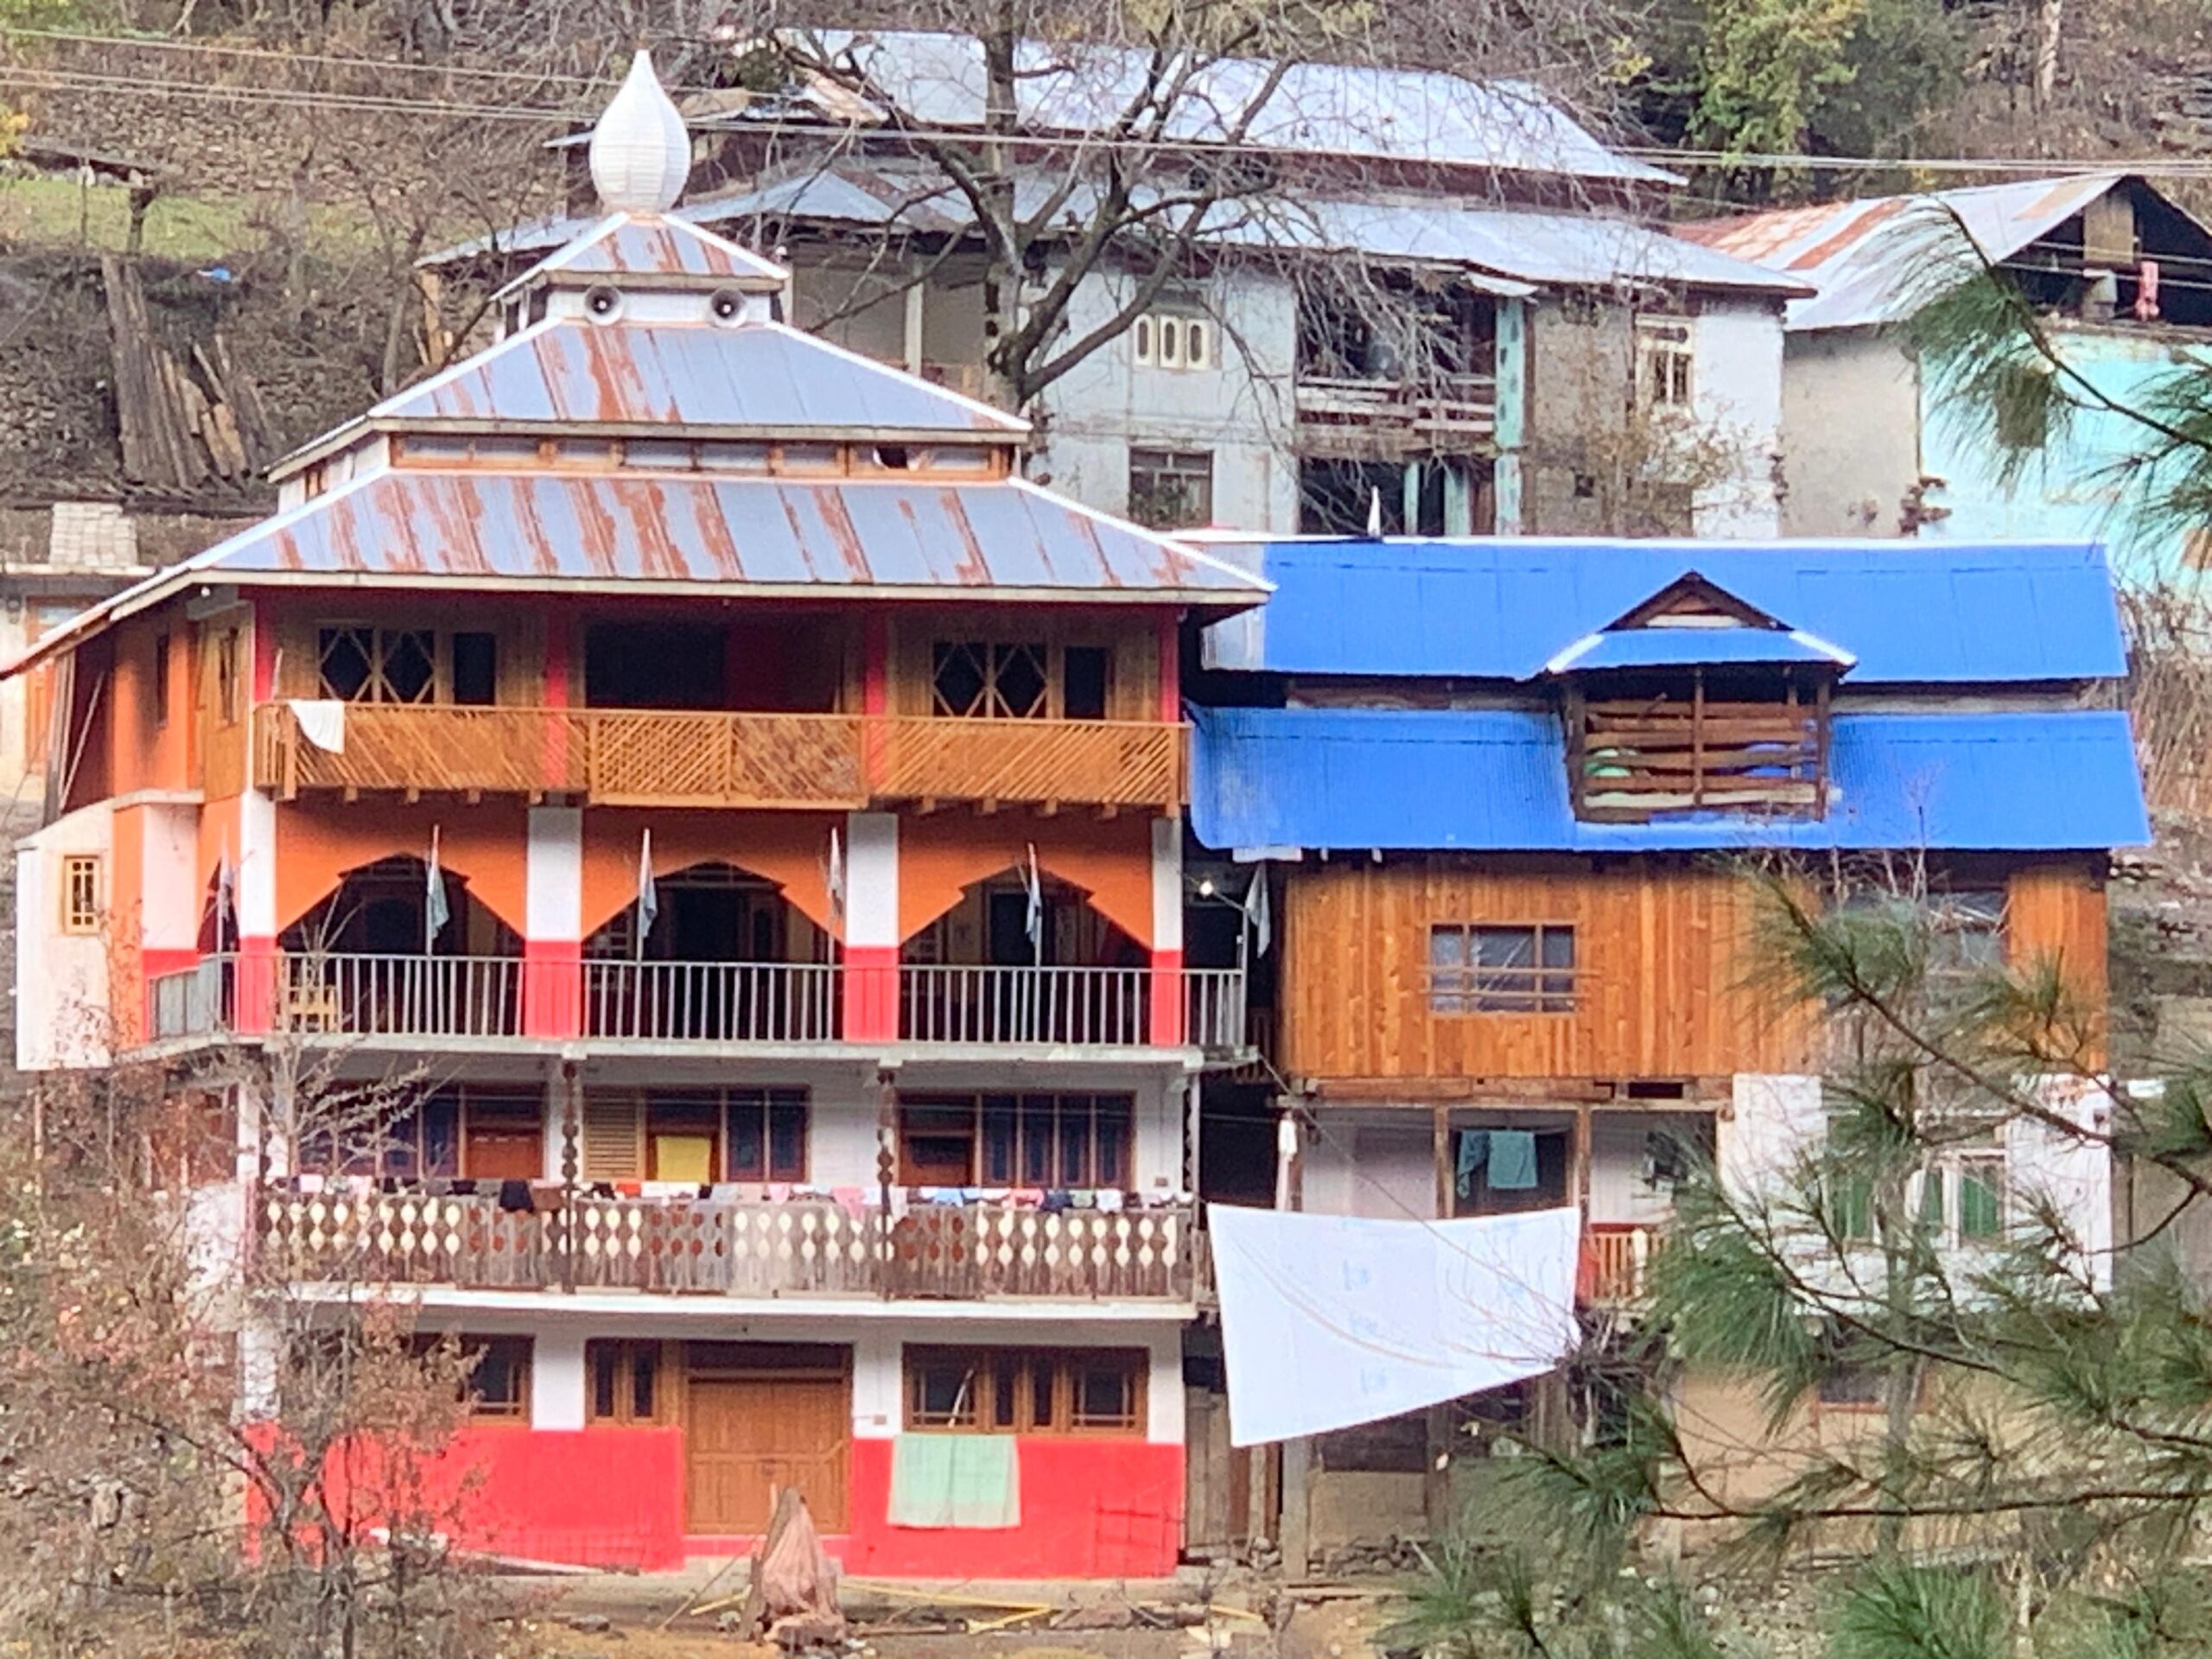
[590,49,690,215]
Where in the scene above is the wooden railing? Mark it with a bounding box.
[1580,1223,1663,1306]
[257,1187,1198,1303]
[1294,372,1497,433]
[254,705,1184,810]
[583,960,842,1044]
[1572,696,1826,822]
[147,953,1245,1054]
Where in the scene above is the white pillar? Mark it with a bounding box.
[845,812,899,1041]
[532,1328,588,1431]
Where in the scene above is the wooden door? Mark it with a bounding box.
[465,1122,543,1180]
[685,1370,850,1534]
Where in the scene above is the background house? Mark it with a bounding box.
[433,31,1806,543]
[1682,173,2212,577]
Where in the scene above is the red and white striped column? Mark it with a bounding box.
[843,811,899,1041]
[1149,814,1184,1046]
[232,790,278,1033]
[523,806,583,1038]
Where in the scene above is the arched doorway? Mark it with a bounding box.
[280,856,521,1036]
[900,868,1146,1044]
[583,861,836,1042]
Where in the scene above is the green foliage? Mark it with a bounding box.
[1831,1562,2009,1659]
[1693,0,1866,162]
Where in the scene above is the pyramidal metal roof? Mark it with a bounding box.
[375,318,1027,437]
[490,210,788,299]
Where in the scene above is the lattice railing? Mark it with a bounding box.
[256,704,1185,810]
[257,1187,1199,1302]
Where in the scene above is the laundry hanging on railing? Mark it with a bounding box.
[1208,1203,1580,1446]
[288,699,346,753]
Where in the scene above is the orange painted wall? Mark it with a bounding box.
[581,810,841,937]
[105,608,195,797]
[898,816,1155,949]
[272,802,531,936]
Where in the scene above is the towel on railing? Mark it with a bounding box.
[830,1185,868,1219]
[288,699,346,753]
[497,1180,533,1213]
[886,1434,1020,1529]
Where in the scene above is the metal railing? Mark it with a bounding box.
[258,1186,1201,1303]
[143,953,1244,1053]
[900,963,1153,1046]
[583,959,842,1044]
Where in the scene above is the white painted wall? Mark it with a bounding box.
[1777,329,1920,537]
[1689,301,1786,537]
[1033,263,1300,534]
[16,797,117,1070]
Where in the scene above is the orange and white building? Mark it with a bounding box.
[11,54,1267,1575]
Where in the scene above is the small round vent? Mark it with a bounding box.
[582,284,625,323]
[709,287,747,324]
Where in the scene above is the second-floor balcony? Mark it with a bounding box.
[258,1185,1201,1305]
[150,953,1249,1055]
[1294,371,1497,439]
[253,704,1185,813]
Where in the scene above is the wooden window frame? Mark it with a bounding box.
[411,1333,533,1423]
[1634,315,1694,410]
[1128,448,1215,530]
[585,1338,664,1426]
[902,1346,1146,1437]
[60,855,102,935]
[215,627,242,728]
[1428,923,1577,1015]
[152,632,172,728]
[898,1092,1135,1189]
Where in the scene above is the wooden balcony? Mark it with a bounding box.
[1294,372,1497,439]
[253,704,1185,812]
[257,1186,1200,1304]
[1580,1223,1663,1308]
[148,954,1249,1055]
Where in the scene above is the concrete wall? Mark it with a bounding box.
[1777,330,1920,537]
[1688,300,1785,537]
[1522,301,1636,536]
[1035,263,1300,533]
[16,796,115,1070]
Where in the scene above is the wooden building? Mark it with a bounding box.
[1185,532,2147,1562]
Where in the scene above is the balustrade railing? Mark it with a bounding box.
[583,960,842,1044]
[278,953,524,1038]
[1581,1223,1663,1306]
[1184,968,1249,1052]
[255,704,1185,811]
[900,963,1152,1046]
[151,955,232,1039]
[258,1186,1199,1303]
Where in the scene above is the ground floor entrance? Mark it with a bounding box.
[682,1342,851,1535]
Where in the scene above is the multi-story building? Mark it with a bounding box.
[10,57,1267,1576]
[1184,532,2147,1565]
[438,30,1807,543]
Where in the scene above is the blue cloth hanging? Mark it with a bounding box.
[1488,1129,1539,1191]
[1454,1130,1490,1198]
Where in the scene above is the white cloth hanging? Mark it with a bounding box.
[289,700,346,753]
[1207,1203,1581,1447]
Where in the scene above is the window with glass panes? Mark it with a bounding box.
[315,625,499,705]
[903,1346,1145,1434]
[586,1339,662,1425]
[411,1333,531,1421]
[899,1093,1133,1188]
[1428,924,1576,1013]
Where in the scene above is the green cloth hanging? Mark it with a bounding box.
[887,1434,1021,1529]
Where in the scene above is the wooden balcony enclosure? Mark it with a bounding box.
[253,703,1185,812]
[257,1186,1201,1304]
[1580,1222,1663,1308]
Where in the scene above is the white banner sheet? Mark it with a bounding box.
[1208,1204,1581,1446]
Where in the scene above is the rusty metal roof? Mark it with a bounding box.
[490,211,787,298]
[1676,173,2132,331]
[376,319,1027,436]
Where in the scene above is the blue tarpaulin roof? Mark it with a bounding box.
[1201,538,2127,685]
[1190,706,2150,852]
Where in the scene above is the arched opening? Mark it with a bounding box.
[583,860,837,1042]
[279,855,521,1035]
[899,868,1147,1045]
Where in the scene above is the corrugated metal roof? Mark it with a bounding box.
[1548,627,1853,672]
[149,470,1270,596]
[1191,706,2150,852]
[1203,537,2126,685]
[1675,174,2128,331]
[491,212,788,296]
[432,164,1797,298]
[375,319,1025,435]
[753,30,1681,185]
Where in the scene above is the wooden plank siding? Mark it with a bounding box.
[1279,855,2109,1084]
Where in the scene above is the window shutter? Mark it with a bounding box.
[582,1094,641,1180]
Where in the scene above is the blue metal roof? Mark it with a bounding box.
[1190,706,2150,852]
[1203,538,2128,685]
[377,320,1024,435]
[1548,627,1853,672]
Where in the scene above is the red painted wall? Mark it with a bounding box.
[270,1427,688,1572]
[272,1429,1179,1579]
